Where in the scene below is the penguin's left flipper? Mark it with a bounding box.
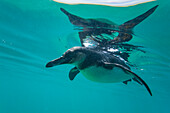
[104,62,152,96]
[69,67,80,80]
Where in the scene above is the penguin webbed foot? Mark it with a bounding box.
[123,79,131,85]
[103,62,152,96]
[123,78,143,85]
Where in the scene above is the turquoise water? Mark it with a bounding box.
[0,0,170,113]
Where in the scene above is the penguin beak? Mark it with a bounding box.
[46,56,71,68]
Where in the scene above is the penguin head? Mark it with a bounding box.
[46,47,86,67]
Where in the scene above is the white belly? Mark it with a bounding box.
[80,66,133,83]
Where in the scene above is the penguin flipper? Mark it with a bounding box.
[60,8,89,27]
[119,5,158,30]
[113,63,152,96]
[69,67,80,80]
[103,62,152,96]
[113,5,158,43]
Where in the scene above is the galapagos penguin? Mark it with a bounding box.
[46,47,152,96]
[46,5,159,96]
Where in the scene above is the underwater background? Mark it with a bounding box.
[0,0,170,113]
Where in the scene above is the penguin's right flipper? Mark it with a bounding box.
[113,63,152,96]
[103,62,152,96]
[113,5,158,43]
[69,67,80,80]
[119,5,158,30]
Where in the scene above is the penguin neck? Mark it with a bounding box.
[71,53,87,69]
[75,54,102,70]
